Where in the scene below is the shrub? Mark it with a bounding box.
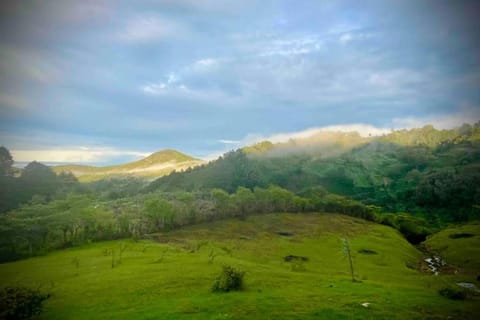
[212,265,245,292]
[0,286,50,319]
[438,286,467,300]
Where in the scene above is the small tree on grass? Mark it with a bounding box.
[212,265,245,292]
[341,238,356,282]
[71,257,80,276]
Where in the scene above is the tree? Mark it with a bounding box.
[211,188,231,217]
[341,238,356,282]
[0,146,13,177]
[20,161,59,200]
[144,199,175,231]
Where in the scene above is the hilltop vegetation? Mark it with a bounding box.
[149,124,480,223]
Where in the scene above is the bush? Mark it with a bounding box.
[0,286,50,319]
[438,286,467,300]
[212,265,245,292]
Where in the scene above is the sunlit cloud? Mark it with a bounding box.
[218,139,241,144]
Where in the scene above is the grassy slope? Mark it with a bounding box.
[424,222,480,272]
[0,213,478,319]
[53,150,204,182]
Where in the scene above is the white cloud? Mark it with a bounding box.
[218,139,241,144]
[142,82,168,95]
[339,33,353,44]
[259,37,322,57]
[167,72,179,84]
[12,147,150,164]
[339,32,374,45]
[118,16,184,43]
[193,58,218,69]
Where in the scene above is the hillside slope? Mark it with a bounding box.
[148,124,480,222]
[53,149,204,182]
[0,213,478,319]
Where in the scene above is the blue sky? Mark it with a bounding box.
[0,0,479,164]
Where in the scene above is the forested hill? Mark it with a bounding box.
[148,124,480,222]
[53,149,204,182]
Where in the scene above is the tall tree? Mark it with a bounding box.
[0,146,13,177]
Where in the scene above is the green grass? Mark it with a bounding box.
[1,213,479,319]
[424,221,480,272]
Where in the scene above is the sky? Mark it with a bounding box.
[0,0,479,165]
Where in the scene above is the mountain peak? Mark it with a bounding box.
[142,149,197,163]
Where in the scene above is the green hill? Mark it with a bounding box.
[424,222,480,272]
[0,213,478,319]
[53,149,204,182]
[148,124,480,222]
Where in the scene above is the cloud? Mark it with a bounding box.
[339,32,374,44]
[189,58,220,72]
[141,81,188,95]
[259,36,322,57]
[218,139,241,144]
[11,147,151,164]
[243,124,391,146]
[392,106,480,129]
[0,93,29,109]
[118,16,185,43]
[0,45,60,84]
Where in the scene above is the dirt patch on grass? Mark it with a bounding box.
[358,249,378,255]
[284,255,309,262]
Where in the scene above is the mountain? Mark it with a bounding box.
[53,149,204,182]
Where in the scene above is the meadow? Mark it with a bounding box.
[1,213,478,319]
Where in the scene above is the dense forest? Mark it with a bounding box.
[149,124,480,222]
[0,124,479,262]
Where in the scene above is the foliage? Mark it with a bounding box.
[0,146,14,177]
[212,265,245,292]
[0,153,80,213]
[0,286,50,320]
[148,124,480,223]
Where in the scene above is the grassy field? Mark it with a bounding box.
[0,213,479,319]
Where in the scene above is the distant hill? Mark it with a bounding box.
[53,149,204,182]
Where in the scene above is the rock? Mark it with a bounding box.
[456,282,480,293]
